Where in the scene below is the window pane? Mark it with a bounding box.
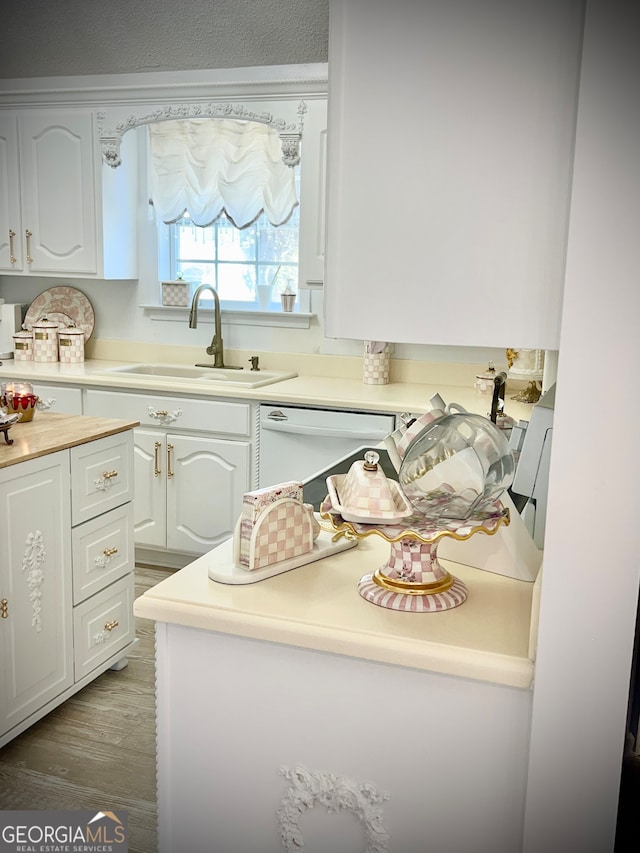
[177,262,213,287]
[169,207,299,309]
[217,263,255,301]
[218,220,257,261]
[176,220,216,260]
[257,209,299,264]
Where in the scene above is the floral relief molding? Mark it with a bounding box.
[22,530,46,633]
[97,100,307,169]
[277,764,390,853]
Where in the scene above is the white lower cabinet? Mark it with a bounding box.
[0,451,74,738]
[0,429,136,746]
[155,623,532,853]
[134,430,250,553]
[84,390,252,560]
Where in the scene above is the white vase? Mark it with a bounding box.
[256,285,273,310]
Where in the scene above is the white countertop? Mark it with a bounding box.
[4,348,537,688]
[0,353,535,421]
[134,531,535,689]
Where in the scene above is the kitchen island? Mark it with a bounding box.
[0,412,138,746]
[135,528,538,853]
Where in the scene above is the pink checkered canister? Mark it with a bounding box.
[363,346,390,385]
[12,330,34,362]
[58,326,85,363]
[32,319,59,363]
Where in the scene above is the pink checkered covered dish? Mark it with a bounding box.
[326,472,413,525]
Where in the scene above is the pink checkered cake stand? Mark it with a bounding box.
[320,497,510,612]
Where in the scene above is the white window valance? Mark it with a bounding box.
[148,118,298,229]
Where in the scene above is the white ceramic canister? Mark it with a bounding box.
[58,325,85,363]
[32,318,59,363]
[12,329,34,362]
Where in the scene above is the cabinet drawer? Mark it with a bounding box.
[34,384,83,415]
[70,431,134,526]
[85,389,250,436]
[73,574,135,680]
[72,503,134,605]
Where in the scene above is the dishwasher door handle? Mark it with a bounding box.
[261,420,390,441]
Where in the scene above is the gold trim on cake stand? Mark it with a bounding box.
[320,498,510,613]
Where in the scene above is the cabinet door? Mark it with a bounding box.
[325,0,583,349]
[132,428,167,550]
[166,433,250,553]
[19,111,98,274]
[0,114,23,271]
[0,451,73,738]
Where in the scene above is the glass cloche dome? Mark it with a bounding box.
[398,411,515,522]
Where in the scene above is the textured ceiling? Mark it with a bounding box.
[0,0,329,79]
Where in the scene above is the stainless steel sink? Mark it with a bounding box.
[101,363,298,388]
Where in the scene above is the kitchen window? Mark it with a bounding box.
[165,181,305,313]
[150,117,309,314]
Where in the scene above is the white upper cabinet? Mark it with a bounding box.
[0,110,137,279]
[324,0,584,349]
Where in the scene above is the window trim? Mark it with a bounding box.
[140,303,314,329]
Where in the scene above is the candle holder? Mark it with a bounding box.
[1,381,39,422]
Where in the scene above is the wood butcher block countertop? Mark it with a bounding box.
[0,412,139,468]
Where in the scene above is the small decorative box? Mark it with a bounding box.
[161,280,190,307]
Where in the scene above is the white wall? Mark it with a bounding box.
[523,1,640,849]
[0,271,506,366]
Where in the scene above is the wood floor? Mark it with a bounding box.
[0,565,172,853]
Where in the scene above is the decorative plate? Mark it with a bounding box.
[24,286,95,341]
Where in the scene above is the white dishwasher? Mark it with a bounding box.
[258,404,396,487]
